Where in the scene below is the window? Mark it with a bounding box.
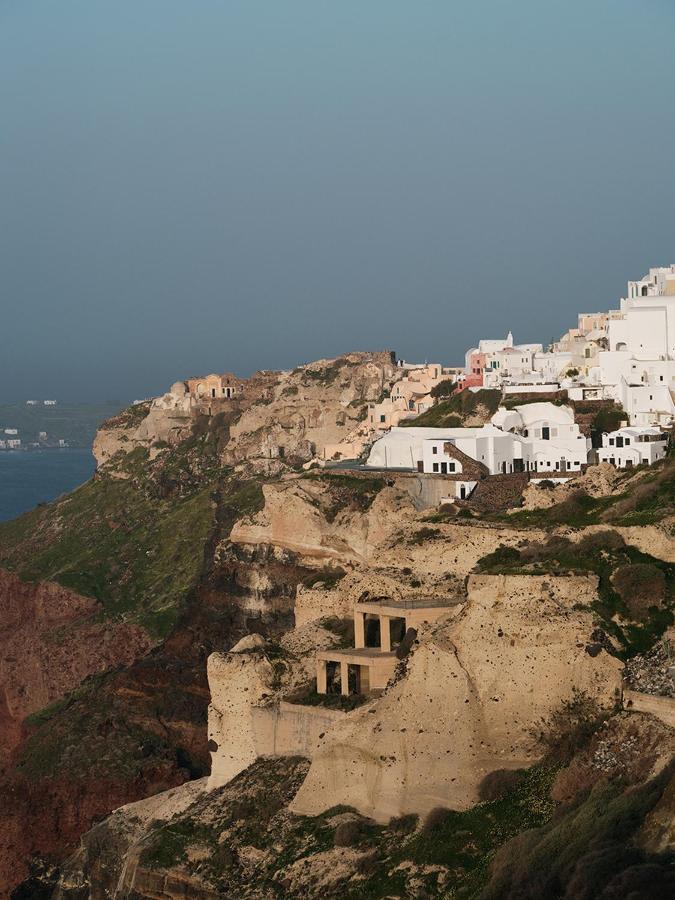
[432,463,439,473]
[449,462,456,472]
[432,446,438,454]
[625,438,630,445]
[380,415,386,423]
[609,438,614,445]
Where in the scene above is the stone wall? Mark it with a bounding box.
[207,649,345,790]
[251,702,345,758]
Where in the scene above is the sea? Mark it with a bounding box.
[0,449,96,523]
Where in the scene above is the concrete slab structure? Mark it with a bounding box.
[316,598,451,697]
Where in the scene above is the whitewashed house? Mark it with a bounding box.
[366,403,590,478]
[491,403,590,474]
[597,427,669,468]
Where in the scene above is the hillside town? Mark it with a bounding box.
[3,266,673,898]
[359,264,673,477]
[153,264,672,496]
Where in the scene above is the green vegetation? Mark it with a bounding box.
[400,389,502,427]
[501,394,567,409]
[497,489,618,528]
[590,404,625,433]
[475,533,674,656]
[305,471,386,521]
[283,682,370,711]
[0,473,215,638]
[410,526,442,544]
[132,755,559,899]
[492,458,674,528]
[429,379,457,398]
[0,419,263,637]
[479,764,675,899]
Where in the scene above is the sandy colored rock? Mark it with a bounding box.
[291,574,622,822]
[0,569,154,758]
[230,633,268,653]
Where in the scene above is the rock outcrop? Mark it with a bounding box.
[291,574,623,822]
[0,570,153,759]
[223,352,397,467]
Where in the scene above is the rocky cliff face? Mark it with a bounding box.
[2,352,673,898]
[92,351,398,472]
[0,570,153,760]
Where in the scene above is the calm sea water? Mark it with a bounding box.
[0,449,96,523]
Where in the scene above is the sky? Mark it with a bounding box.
[1,1,674,402]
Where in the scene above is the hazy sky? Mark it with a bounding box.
[2,1,674,402]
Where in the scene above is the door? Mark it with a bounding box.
[542,427,550,440]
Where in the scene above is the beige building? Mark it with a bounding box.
[185,372,242,400]
[316,597,451,696]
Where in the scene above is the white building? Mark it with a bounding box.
[592,267,675,425]
[597,427,669,468]
[7,438,21,449]
[4,428,18,435]
[366,403,590,477]
[44,400,57,406]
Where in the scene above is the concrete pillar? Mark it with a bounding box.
[354,611,365,648]
[380,616,391,652]
[316,659,327,694]
[340,660,350,696]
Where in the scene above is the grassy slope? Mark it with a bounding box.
[0,460,215,639]
[400,389,502,428]
[0,405,263,639]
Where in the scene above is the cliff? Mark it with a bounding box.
[0,351,673,898]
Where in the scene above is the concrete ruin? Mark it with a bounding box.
[316,598,452,697]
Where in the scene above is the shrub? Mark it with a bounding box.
[355,850,380,876]
[334,819,366,847]
[535,689,605,764]
[423,807,452,832]
[576,530,626,554]
[520,535,572,563]
[550,762,599,804]
[611,563,666,620]
[478,768,525,802]
[477,545,522,570]
[537,479,556,490]
[388,813,418,834]
[411,527,441,544]
[430,379,458,398]
[599,862,675,898]
[592,405,625,433]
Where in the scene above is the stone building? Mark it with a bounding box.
[184,372,243,400]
